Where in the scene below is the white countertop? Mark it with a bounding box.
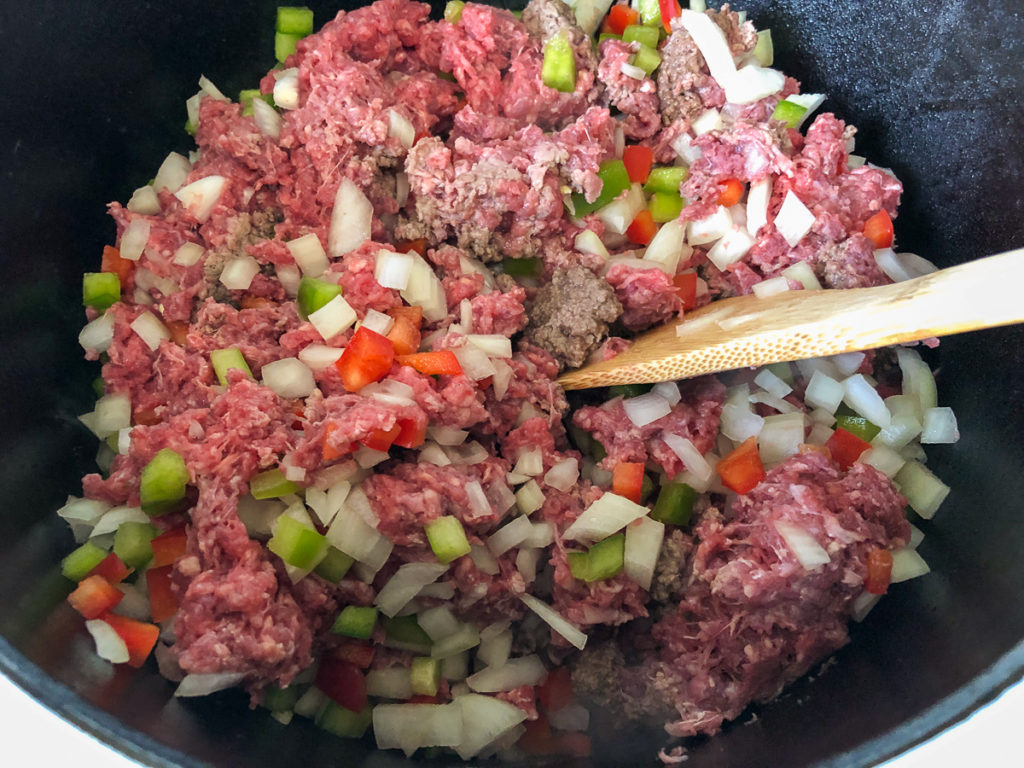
[1,670,1020,766]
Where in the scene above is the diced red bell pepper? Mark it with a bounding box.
[150,527,188,568]
[716,436,766,494]
[332,640,376,669]
[101,245,134,286]
[395,350,463,376]
[393,415,427,450]
[146,565,179,623]
[536,666,574,713]
[133,406,161,426]
[626,209,658,246]
[87,552,132,584]
[322,422,358,462]
[825,427,872,471]
[865,547,894,595]
[622,145,654,184]
[68,575,124,620]
[863,209,894,249]
[100,612,160,668]
[361,423,402,452]
[612,462,645,505]
[517,714,555,755]
[386,307,422,356]
[336,326,395,392]
[239,296,275,310]
[717,178,746,207]
[605,4,640,35]
[673,272,698,310]
[165,320,189,347]
[395,238,428,258]
[315,656,368,713]
[657,0,682,33]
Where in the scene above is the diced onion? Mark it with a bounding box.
[374,702,464,757]
[57,497,109,531]
[755,368,793,399]
[360,308,395,336]
[469,544,500,575]
[428,426,469,447]
[518,595,587,651]
[197,74,227,101]
[328,178,372,257]
[757,412,806,464]
[174,176,226,222]
[297,344,343,371]
[354,445,390,468]
[172,242,204,267]
[859,444,906,478]
[515,479,545,516]
[889,547,931,583]
[746,177,771,236]
[575,229,609,259]
[543,457,579,493]
[804,370,845,413]
[515,548,539,583]
[720,402,764,442]
[842,373,892,428]
[691,108,722,136]
[91,505,148,538]
[464,480,493,520]
[375,562,449,618]
[672,131,703,164]
[687,205,733,246]
[873,248,939,283]
[620,61,647,80]
[477,624,513,669]
[707,225,755,270]
[780,260,822,290]
[444,441,489,465]
[119,218,151,261]
[273,68,300,110]
[276,264,301,296]
[453,345,496,381]
[130,310,170,351]
[491,358,513,401]
[624,516,665,591]
[752,275,790,298]
[85,619,130,664]
[662,433,714,486]
[388,109,415,149]
[367,668,414,700]
[623,392,672,428]
[375,249,414,290]
[91,394,132,438]
[563,492,648,544]
[830,351,866,377]
[897,348,938,414]
[652,381,681,406]
[894,461,949,519]
[80,311,115,353]
[308,294,357,341]
[467,334,513,359]
[850,590,882,623]
[598,183,646,235]
[466,655,546,693]
[452,694,527,760]
[327,492,392,567]
[723,64,786,104]
[286,233,329,278]
[219,255,260,290]
[486,515,533,557]
[781,93,826,130]
[174,672,247,698]
[921,406,959,444]
[127,185,161,215]
[261,357,315,399]
[252,97,282,139]
[677,9,738,87]
[643,220,691,274]
[401,254,447,322]
[773,520,830,569]
[420,442,452,466]
[909,524,926,549]
[430,623,481,659]
[418,606,462,642]
[773,191,815,247]
[154,152,191,193]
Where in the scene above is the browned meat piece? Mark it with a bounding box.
[817,233,891,288]
[525,265,622,368]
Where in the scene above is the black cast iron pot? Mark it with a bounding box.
[1,1,1021,765]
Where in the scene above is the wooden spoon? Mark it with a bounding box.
[557,249,1024,390]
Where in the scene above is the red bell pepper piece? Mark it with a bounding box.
[716,436,766,494]
[536,666,574,712]
[673,272,698,310]
[386,306,422,356]
[658,0,682,33]
[100,612,160,668]
[165,320,190,347]
[393,415,427,449]
[332,640,376,669]
[395,350,463,376]
[336,326,395,392]
[150,527,188,568]
[863,209,894,249]
[315,656,368,713]
[361,423,402,452]
[622,145,654,185]
[395,238,428,258]
[101,245,134,286]
[612,462,645,505]
[87,552,132,584]
[865,547,894,595]
[322,422,358,462]
[68,575,124,620]
[605,5,640,35]
[717,178,745,207]
[825,427,871,471]
[626,209,657,246]
[146,565,179,623]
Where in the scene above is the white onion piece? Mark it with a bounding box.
[366,668,414,700]
[781,93,826,130]
[796,356,841,382]
[477,624,513,669]
[909,524,926,549]
[873,248,939,283]
[219,255,260,290]
[467,334,513,359]
[80,311,115,353]
[85,619,130,664]
[57,497,109,530]
[804,370,845,413]
[175,672,247,697]
[652,381,681,406]
[774,520,830,569]
[261,357,315,398]
[491,358,513,400]
[362,378,416,408]
[308,295,357,341]
[830,351,866,377]
[720,402,764,442]
[451,695,527,760]
[850,590,882,623]
[469,544,500,576]
[375,562,449,618]
[401,254,447,322]
[598,183,646,235]
[417,605,462,642]
[774,191,815,247]
[780,260,822,291]
[130,311,170,351]
[174,176,226,223]
[441,652,469,682]
[154,152,191,193]
[430,623,481,659]
[297,344,343,371]
[427,426,469,446]
[672,131,703,164]
[748,388,797,413]
[521,521,555,549]
[754,368,793,399]
[623,392,672,428]
[387,109,415,149]
[197,74,228,101]
[374,702,464,757]
[687,205,733,245]
[519,595,587,651]
[757,412,806,465]
[921,406,959,444]
[746,177,771,236]
[889,547,931,583]
[444,441,489,465]
[643,220,691,274]
[624,516,665,591]
[285,233,328,278]
[275,264,301,297]
[375,249,414,290]
[707,225,755,270]
[564,492,648,544]
[127,185,161,215]
[543,457,579,492]
[251,97,282,139]
[93,394,132,438]
[860,444,906,478]
[894,461,949,519]
[575,229,610,259]
[91,505,148,538]
[897,348,938,413]
[463,480,492,520]
[842,373,892,428]
[663,434,714,486]
[723,64,786,104]
[327,494,391,566]
[172,242,204,267]
[805,421,833,447]
[119,218,151,261]
[515,479,545,516]
[619,61,646,80]
[329,178,372,257]
[466,655,546,693]
[515,547,539,583]
[354,445,389,468]
[677,10,737,87]
[273,68,300,110]
[420,441,452,466]
[752,275,790,298]
[486,515,533,557]
[691,108,722,136]
[360,308,395,336]
[453,345,496,381]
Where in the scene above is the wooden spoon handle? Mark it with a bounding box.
[558,249,1024,390]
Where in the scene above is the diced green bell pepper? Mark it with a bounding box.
[61,541,108,582]
[541,31,577,94]
[644,166,688,195]
[315,546,354,583]
[631,44,662,76]
[239,89,274,117]
[570,159,631,217]
[210,347,253,386]
[262,683,300,712]
[834,411,881,442]
[410,657,442,696]
[297,276,342,319]
[316,702,372,738]
[83,273,121,311]
[444,0,465,23]
[500,257,542,278]
[648,191,684,223]
[608,382,654,398]
[275,31,303,63]
[567,533,625,582]
[424,516,471,564]
[384,614,432,647]
[276,6,313,35]
[651,482,697,526]
[112,521,158,569]
[640,473,656,504]
[622,24,660,50]
[332,605,378,639]
[636,0,662,26]
[249,467,301,500]
[597,32,622,47]
[140,448,190,516]
[772,99,808,130]
[268,514,327,570]
[92,377,105,398]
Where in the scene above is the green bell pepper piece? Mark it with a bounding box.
[210,347,253,386]
[297,276,342,319]
[249,467,301,500]
[83,273,121,311]
[332,605,378,639]
[541,31,577,94]
[651,482,697,526]
[140,448,190,516]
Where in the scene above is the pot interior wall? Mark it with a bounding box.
[0,1,1021,766]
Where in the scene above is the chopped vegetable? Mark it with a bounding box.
[716,436,766,494]
[622,145,654,184]
[146,565,178,623]
[863,209,894,249]
[315,546,355,583]
[542,31,577,93]
[835,408,881,442]
[277,6,313,35]
[268,514,328,570]
[626,208,658,245]
[623,515,664,590]
[567,533,625,582]
[317,702,373,739]
[425,516,472,564]
[83,272,121,311]
[673,272,699,310]
[717,178,745,207]
[297,276,342,319]
[336,326,395,392]
[650,481,697,525]
[444,0,465,24]
[332,605,379,639]
[87,552,132,584]
[316,656,368,713]
[605,4,640,35]
[644,165,687,195]
[102,612,160,668]
[865,548,893,595]
[648,190,684,222]
[410,656,442,696]
[395,350,463,376]
[825,427,872,471]
[150,527,188,567]
[612,462,645,504]
[569,159,631,217]
[622,23,660,50]
[210,347,253,386]
[139,448,190,516]
[657,0,682,32]
[67,575,124,619]
[112,521,157,569]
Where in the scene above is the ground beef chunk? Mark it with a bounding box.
[525,265,623,368]
[605,262,682,331]
[817,233,890,288]
[598,39,661,139]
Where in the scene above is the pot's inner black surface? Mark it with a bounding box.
[0,1,1021,767]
